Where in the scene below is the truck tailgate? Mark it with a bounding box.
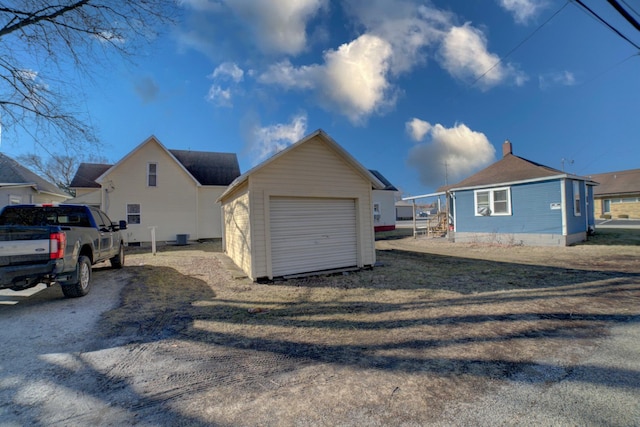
[0,227,52,267]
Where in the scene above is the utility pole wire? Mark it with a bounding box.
[606,0,640,32]
[620,0,640,20]
[572,0,640,50]
[472,1,570,87]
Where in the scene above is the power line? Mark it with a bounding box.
[607,0,640,31]
[620,0,640,20]
[572,0,640,50]
[472,1,570,87]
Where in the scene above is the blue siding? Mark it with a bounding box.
[565,179,588,234]
[454,180,563,234]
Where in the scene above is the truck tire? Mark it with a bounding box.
[110,243,125,268]
[61,256,92,298]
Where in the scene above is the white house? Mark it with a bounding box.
[369,169,397,232]
[218,129,384,281]
[69,135,240,244]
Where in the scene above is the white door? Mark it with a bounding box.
[270,197,358,277]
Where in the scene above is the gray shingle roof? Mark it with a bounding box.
[169,150,240,186]
[369,169,398,191]
[69,163,112,188]
[589,169,640,196]
[0,152,69,197]
[438,154,566,192]
[70,150,240,188]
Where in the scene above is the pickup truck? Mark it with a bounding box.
[0,204,126,298]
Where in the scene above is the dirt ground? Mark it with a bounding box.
[1,230,639,426]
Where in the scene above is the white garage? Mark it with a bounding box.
[218,129,384,281]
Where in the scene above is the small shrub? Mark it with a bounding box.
[600,214,611,219]
[618,214,629,219]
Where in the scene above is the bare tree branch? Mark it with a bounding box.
[0,1,178,154]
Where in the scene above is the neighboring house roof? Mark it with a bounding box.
[219,129,385,201]
[438,141,594,192]
[0,152,69,198]
[369,170,398,191]
[70,136,240,188]
[69,163,112,188]
[589,168,640,197]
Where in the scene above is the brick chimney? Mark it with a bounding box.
[502,140,512,157]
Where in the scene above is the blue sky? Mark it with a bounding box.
[2,0,640,197]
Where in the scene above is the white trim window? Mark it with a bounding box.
[474,187,511,216]
[127,203,141,224]
[373,202,381,222]
[573,181,581,216]
[9,195,21,205]
[147,163,157,187]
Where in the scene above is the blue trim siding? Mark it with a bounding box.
[565,179,586,234]
[454,180,564,234]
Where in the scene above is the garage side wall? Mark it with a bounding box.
[248,136,375,279]
[221,187,253,279]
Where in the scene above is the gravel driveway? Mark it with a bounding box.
[1,240,638,426]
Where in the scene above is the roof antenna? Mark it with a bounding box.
[561,158,574,172]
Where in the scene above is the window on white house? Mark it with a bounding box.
[9,195,21,205]
[474,187,511,216]
[148,163,157,187]
[573,181,581,216]
[127,204,141,224]
[373,203,381,222]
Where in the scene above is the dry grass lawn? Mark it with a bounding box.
[98,228,640,425]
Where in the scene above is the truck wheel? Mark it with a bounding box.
[110,243,125,268]
[61,256,92,298]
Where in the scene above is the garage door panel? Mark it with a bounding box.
[270,197,357,277]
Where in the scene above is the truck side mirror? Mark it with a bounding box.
[119,220,127,230]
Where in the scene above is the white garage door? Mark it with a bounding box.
[270,197,358,277]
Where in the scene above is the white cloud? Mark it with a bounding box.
[539,70,576,90]
[406,118,432,142]
[498,0,548,24]
[225,0,328,55]
[206,85,232,107]
[342,1,450,75]
[259,34,394,124]
[250,113,308,164]
[406,121,496,188]
[211,62,244,82]
[438,23,526,89]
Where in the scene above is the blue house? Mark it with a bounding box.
[438,141,597,246]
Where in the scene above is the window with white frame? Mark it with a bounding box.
[373,203,381,222]
[573,181,581,216]
[127,204,141,224]
[148,163,157,187]
[9,195,21,205]
[474,187,511,216]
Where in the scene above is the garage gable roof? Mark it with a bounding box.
[219,129,384,200]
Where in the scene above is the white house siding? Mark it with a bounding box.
[222,188,252,278]
[1,187,68,209]
[197,186,226,240]
[372,189,396,231]
[248,136,375,279]
[101,140,200,244]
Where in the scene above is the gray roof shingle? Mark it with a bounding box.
[70,150,240,188]
[438,154,566,192]
[369,169,398,191]
[589,169,640,196]
[169,150,240,186]
[69,163,112,188]
[0,152,69,197]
